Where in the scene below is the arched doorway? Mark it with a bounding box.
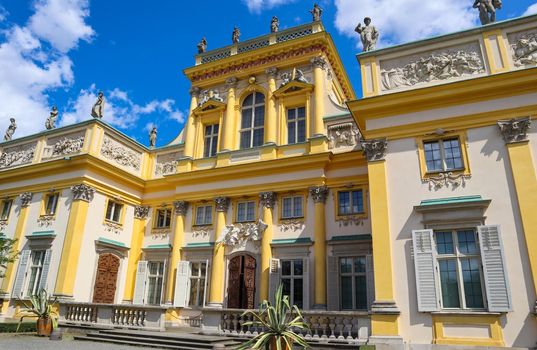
[92,253,120,304]
[227,254,256,309]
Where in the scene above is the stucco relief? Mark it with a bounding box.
[100,135,141,172]
[218,220,268,247]
[43,134,85,159]
[328,123,360,150]
[380,42,485,91]
[155,152,181,176]
[192,226,212,238]
[336,215,366,227]
[0,143,36,169]
[152,228,170,239]
[508,29,537,68]
[279,219,305,232]
[104,221,123,235]
[37,215,55,228]
[424,172,471,190]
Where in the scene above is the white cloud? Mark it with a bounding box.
[524,3,537,16]
[0,6,8,22]
[169,110,186,124]
[334,0,477,49]
[242,0,298,13]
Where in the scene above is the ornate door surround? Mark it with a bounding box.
[92,253,120,304]
[227,254,256,309]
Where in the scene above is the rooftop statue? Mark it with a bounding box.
[232,26,240,44]
[197,37,207,54]
[310,3,322,22]
[355,17,379,52]
[45,105,58,130]
[271,16,279,33]
[4,118,16,141]
[149,126,157,148]
[473,0,502,25]
[91,91,105,119]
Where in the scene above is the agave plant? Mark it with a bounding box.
[236,284,310,350]
[17,289,59,334]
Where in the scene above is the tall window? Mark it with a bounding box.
[105,200,123,223]
[155,209,172,228]
[281,259,304,308]
[204,124,219,158]
[287,107,306,144]
[146,261,165,305]
[424,138,463,172]
[26,250,46,296]
[195,205,213,226]
[43,193,59,216]
[236,201,255,222]
[281,196,303,219]
[435,229,485,309]
[0,199,13,221]
[240,93,265,149]
[340,257,367,310]
[189,261,207,307]
[338,190,364,216]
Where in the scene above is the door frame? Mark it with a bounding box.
[90,248,125,304]
[224,251,260,309]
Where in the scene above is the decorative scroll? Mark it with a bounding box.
[215,197,230,212]
[0,143,36,169]
[279,218,305,232]
[361,138,387,162]
[37,215,55,228]
[100,136,141,172]
[104,221,123,235]
[71,184,95,202]
[328,123,360,150]
[309,186,329,203]
[259,192,276,209]
[173,201,188,216]
[219,220,268,247]
[20,192,33,207]
[134,206,150,220]
[424,172,471,190]
[509,30,537,68]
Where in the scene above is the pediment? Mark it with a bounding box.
[193,100,226,115]
[273,81,314,98]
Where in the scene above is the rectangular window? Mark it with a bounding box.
[339,257,367,310]
[44,193,59,216]
[338,190,364,216]
[435,229,485,309]
[146,261,165,305]
[26,250,46,297]
[236,201,256,223]
[195,205,213,226]
[155,209,172,228]
[189,261,207,307]
[281,259,304,309]
[240,93,265,149]
[287,107,306,144]
[0,199,13,221]
[203,124,219,158]
[105,200,123,223]
[281,196,303,219]
[424,138,463,173]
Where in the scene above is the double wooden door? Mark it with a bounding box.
[92,253,120,304]
[227,255,256,309]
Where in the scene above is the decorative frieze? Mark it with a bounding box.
[497,117,531,144]
[361,138,387,162]
[336,215,366,227]
[43,135,85,159]
[104,221,123,235]
[215,197,230,212]
[37,215,55,228]
[20,192,33,207]
[71,184,95,202]
[424,172,471,190]
[0,143,36,169]
[309,186,329,203]
[151,228,170,239]
[219,220,268,247]
[259,192,277,209]
[134,206,150,220]
[155,152,181,176]
[279,219,305,232]
[508,30,537,68]
[328,123,360,150]
[174,201,188,216]
[100,136,141,172]
[192,225,212,238]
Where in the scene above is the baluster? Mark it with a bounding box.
[223,313,231,334]
[344,317,353,342]
[231,313,239,335]
[311,316,320,340]
[351,317,359,342]
[336,316,345,340]
[328,316,336,340]
[303,315,312,340]
[320,316,328,341]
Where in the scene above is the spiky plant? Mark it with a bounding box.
[236,284,309,350]
[16,289,59,331]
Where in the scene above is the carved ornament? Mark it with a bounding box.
[497,117,531,144]
[361,138,387,162]
[71,184,95,202]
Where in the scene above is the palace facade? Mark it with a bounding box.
[0,14,536,349]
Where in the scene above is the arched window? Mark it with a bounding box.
[240,92,265,149]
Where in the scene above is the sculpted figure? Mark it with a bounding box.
[355,17,379,52]
[473,0,502,25]
[4,118,17,141]
[91,91,105,119]
[197,37,207,54]
[232,26,240,44]
[310,3,322,22]
[149,127,157,148]
[271,16,279,33]
[45,105,58,130]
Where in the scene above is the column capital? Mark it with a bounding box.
[309,186,329,203]
[361,138,388,162]
[214,197,230,212]
[497,117,531,144]
[134,205,150,220]
[19,192,33,207]
[189,86,201,97]
[71,184,95,202]
[265,67,279,78]
[259,192,277,209]
[310,56,327,70]
[173,200,189,216]
[225,77,238,89]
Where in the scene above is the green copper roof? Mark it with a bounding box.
[185,242,215,248]
[26,231,56,238]
[144,244,173,250]
[329,234,372,242]
[97,237,127,248]
[271,238,312,245]
[419,196,484,206]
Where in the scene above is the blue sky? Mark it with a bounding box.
[1,0,536,147]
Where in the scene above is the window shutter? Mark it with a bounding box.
[268,258,280,304]
[366,254,375,311]
[202,259,210,307]
[12,250,31,298]
[173,261,191,307]
[133,261,148,305]
[478,225,512,312]
[302,258,310,310]
[37,249,52,292]
[412,229,440,312]
[327,256,339,311]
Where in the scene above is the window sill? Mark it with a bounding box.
[430,310,502,316]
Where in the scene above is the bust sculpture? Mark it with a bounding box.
[4,118,17,141]
[473,0,502,25]
[232,26,240,44]
[197,37,207,54]
[271,16,279,33]
[91,91,105,119]
[310,3,322,22]
[45,106,58,130]
[355,17,379,52]
[149,127,157,148]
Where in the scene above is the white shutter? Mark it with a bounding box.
[326,256,339,311]
[412,229,440,312]
[478,225,512,312]
[173,261,191,307]
[302,258,310,310]
[366,254,375,311]
[133,261,148,305]
[12,250,31,298]
[37,249,52,292]
[268,258,280,304]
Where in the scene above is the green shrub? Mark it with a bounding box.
[0,322,36,333]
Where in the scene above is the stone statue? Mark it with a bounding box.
[149,127,157,148]
[45,105,58,130]
[232,26,240,44]
[271,16,279,33]
[3,118,16,141]
[355,17,379,52]
[473,0,502,25]
[91,91,105,119]
[310,3,322,22]
[197,37,207,54]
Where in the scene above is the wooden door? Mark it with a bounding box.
[92,253,120,304]
[227,255,256,309]
[243,255,256,309]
